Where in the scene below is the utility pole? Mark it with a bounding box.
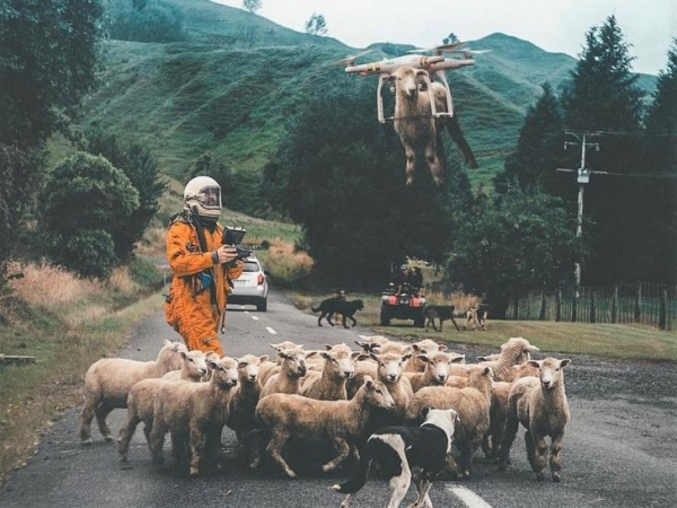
[557,132,600,320]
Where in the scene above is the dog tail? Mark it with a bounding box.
[332,442,373,494]
[311,305,321,312]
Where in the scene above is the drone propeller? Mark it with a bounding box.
[407,41,467,55]
[332,49,374,66]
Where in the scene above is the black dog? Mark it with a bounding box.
[312,298,364,328]
[424,305,461,332]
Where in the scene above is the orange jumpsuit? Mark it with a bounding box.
[164,214,243,357]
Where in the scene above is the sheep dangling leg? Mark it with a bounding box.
[425,141,444,186]
[405,148,416,186]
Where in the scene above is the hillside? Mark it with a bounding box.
[76,0,656,191]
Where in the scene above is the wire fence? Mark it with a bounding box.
[511,282,677,331]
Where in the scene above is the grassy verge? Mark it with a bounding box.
[0,260,164,487]
[286,290,677,362]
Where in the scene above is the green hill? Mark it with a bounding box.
[76,0,656,194]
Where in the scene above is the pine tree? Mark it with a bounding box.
[559,16,651,284]
[497,83,568,195]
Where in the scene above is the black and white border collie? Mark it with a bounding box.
[332,408,459,508]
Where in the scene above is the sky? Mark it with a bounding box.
[213,0,676,75]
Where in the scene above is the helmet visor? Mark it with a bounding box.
[200,187,221,209]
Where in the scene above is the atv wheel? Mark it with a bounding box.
[380,305,391,326]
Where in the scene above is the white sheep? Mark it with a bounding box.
[406,365,494,478]
[259,347,308,398]
[499,357,572,482]
[255,375,395,478]
[300,344,364,401]
[480,337,540,382]
[78,339,187,444]
[148,356,240,476]
[259,341,303,385]
[161,350,208,382]
[389,67,477,185]
[481,380,512,461]
[405,351,466,392]
[118,351,207,462]
[404,339,449,373]
[226,354,269,467]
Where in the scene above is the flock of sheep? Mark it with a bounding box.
[77,334,572,504]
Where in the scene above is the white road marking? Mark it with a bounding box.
[251,316,259,321]
[266,327,277,335]
[447,486,493,508]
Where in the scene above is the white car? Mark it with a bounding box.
[229,256,269,311]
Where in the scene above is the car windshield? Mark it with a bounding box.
[243,261,260,273]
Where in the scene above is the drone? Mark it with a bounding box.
[338,42,489,123]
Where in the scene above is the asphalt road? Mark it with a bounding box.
[1,288,675,508]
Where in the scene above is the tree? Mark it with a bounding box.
[83,130,167,261]
[263,80,471,288]
[443,33,459,45]
[558,15,652,284]
[496,83,569,195]
[305,13,327,36]
[562,15,643,132]
[446,189,580,318]
[0,0,104,281]
[38,152,140,279]
[641,39,677,283]
[242,0,262,14]
[106,0,186,43]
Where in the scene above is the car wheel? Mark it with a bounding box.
[380,304,391,326]
[414,310,425,328]
[257,299,267,312]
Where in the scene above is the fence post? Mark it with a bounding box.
[590,289,597,324]
[634,283,642,323]
[555,290,562,322]
[572,288,578,323]
[659,289,668,330]
[540,291,547,321]
[612,286,618,324]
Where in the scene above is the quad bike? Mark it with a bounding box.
[380,282,426,327]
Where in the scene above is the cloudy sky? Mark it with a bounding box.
[213,0,675,75]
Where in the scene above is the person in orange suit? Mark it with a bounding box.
[164,176,244,357]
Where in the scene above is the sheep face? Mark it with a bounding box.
[407,340,448,371]
[371,352,411,384]
[422,352,465,385]
[389,67,427,99]
[238,354,268,383]
[279,348,307,378]
[159,340,189,371]
[322,344,356,380]
[501,337,540,363]
[362,376,396,410]
[209,357,239,388]
[529,358,571,391]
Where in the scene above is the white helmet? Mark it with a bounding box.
[184,176,222,219]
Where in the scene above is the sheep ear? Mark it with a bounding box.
[483,366,493,377]
[437,344,448,351]
[402,353,412,362]
[207,360,218,370]
[355,340,368,351]
[320,351,331,360]
[353,352,369,361]
[411,344,421,351]
[526,345,540,352]
[415,69,428,77]
[527,360,540,368]
[325,344,333,351]
[258,355,269,363]
[417,354,430,363]
[560,359,571,369]
[237,361,248,369]
[421,407,430,418]
[369,352,379,362]
[180,351,187,360]
[269,342,281,351]
[451,355,465,364]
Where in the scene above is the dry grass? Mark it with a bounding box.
[256,238,314,286]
